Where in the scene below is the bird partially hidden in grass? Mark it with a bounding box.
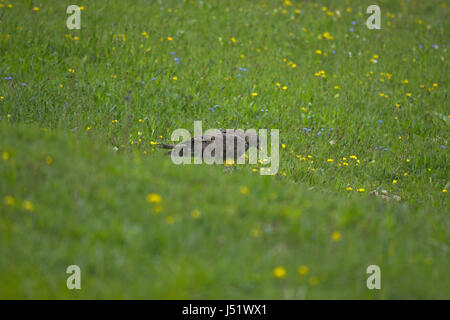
[157,129,259,162]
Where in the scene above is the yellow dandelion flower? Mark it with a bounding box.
[33,6,40,11]
[346,187,353,191]
[309,276,319,286]
[146,193,162,204]
[273,266,287,279]
[443,189,448,193]
[191,209,201,219]
[282,86,288,90]
[251,92,258,97]
[4,195,15,206]
[327,158,334,162]
[357,188,365,192]
[240,186,249,196]
[393,180,397,184]
[332,231,341,242]
[251,228,262,237]
[167,36,173,41]
[315,49,322,55]
[281,144,286,149]
[298,265,310,275]
[406,93,412,97]
[172,76,178,81]
[2,152,10,160]
[231,37,236,43]
[152,204,163,214]
[45,156,53,165]
[166,216,175,225]
[224,159,235,166]
[23,200,35,212]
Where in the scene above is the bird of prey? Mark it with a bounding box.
[158,130,258,161]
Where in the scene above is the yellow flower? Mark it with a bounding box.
[167,36,173,41]
[281,144,286,149]
[357,188,365,192]
[346,187,353,191]
[172,76,178,81]
[442,189,447,193]
[231,37,236,43]
[298,265,309,275]
[327,158,334,162]
[251,92,258,97]
[86,126,91,131]
[240,186,249,195]
[332,231,341,242]
[33,7,40,11]
[59,84,63,88]
[23,200,35,212]
[165,216,175,224]
[273,266,287,279]
[309,276,319,286]
[45,156,53,165]
[251,228,262,237]
[224,159,235,166]
[315,49,322,55]
[152,204,163,214]
[146,193,162,204]
[401,79,408,84]
[323,32,334,40]
[282,86,288,90]
[433,83,438,88]
[2,151,10,160]
[191,209,201,219]
[4,195,15,206]
[0,96,4,101]
[406,93,412,97]
[393,180,397,184]
[291,64,296,68]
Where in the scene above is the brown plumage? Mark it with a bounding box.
[158,131,253,160]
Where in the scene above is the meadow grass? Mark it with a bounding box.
[0,0,449,298]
